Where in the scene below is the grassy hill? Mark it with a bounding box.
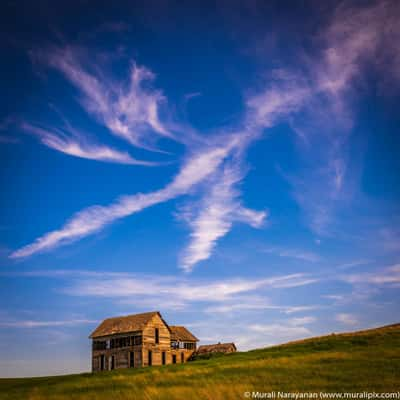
[1,323,399,400]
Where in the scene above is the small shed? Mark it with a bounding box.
[196,342,237,355]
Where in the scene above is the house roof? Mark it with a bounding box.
[197,342,236,353]
[170,326,199,342]
[89,311,163,339]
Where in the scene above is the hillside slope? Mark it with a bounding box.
[1,324,399,400]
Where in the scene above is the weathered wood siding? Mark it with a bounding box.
[92,349,143,372]
[170,349,195,363]
[92,331,143,372]
[92,346,142,372]
[142,313,171,366]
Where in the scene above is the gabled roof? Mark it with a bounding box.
[170,325,199,342]
[197,342,236,353]
[90,311,165,339]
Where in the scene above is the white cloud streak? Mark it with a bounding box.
[287,316,316,325]
[22,123,157,165]
[248,323,311,337]
[337,259,371,270]
[342,264,400,287]
[180,163,266,272]
[10,144,232,258]
[0,319,96,328]
[64,272,318,305]
[245,1,400,236]
[204,300,320,315]
[17,2,400,264]
[317,0,400,96]
[335,313,358,326]
[13,45,266,266]
[262,246,321,263]
[43,47,173,150]
[246,76,310,130]
[0,268,319,314]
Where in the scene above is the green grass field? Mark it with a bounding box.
[1,324,399,400]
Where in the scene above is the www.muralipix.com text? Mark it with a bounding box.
[244,392,400,399]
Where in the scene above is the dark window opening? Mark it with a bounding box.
[130,335,142,346]
[93,340,107,351]
[110,355,115,370]
[130,351,135,368]
[155,328,159,344]
[172,354,176,364]
[181,353,184,363]
[162,351,166,365]
[110,337,129,349]
[100,355,105,371]
[104,335,142,350]
[148,350,152,366]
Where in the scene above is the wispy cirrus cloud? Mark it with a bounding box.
[10,144,232,258]
[248,323,311,337]
[262,246,321,263]
[13,1,400,268]
[327,264,400,307]
[287,316,316,325]
[299,0,400,234]
[12,41,269,266]
[179,163,266,272]
[186,316,316,350]
[204,298,320,315]
[0,319,96,328]
[292,0,399,235]
[40,46,174,150]
[62,271,318,305]
[246,1,400,236]
[337,259,371,270]
[246,74,310,130]
[335,313,358,326]
[342,264,400,287]
[233,315,317,349]
[316,0,400,96]
[21,123,157,165]
[249,315,316,336]
[0,268,318,311]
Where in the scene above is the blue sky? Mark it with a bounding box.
[1,0,400,377]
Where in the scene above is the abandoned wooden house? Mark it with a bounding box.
[90,311,199,371]
[196,342,237,355]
